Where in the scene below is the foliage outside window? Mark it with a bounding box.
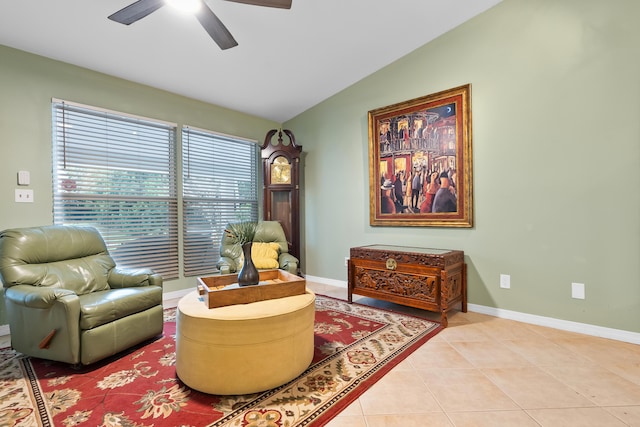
[182,126,259,277]
[52,100,179,279]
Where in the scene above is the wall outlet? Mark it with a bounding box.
[15,189,34,203]
[572,282,585,299]
[344,257,349,267]
[500,274,511,289]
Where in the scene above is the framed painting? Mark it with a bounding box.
[368,84,472,227]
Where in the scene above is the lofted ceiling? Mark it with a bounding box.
[0,0,502,122]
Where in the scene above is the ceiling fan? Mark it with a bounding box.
[108,0,292,50]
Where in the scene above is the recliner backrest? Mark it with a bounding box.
[253,221,289,252]
[220,221,289,259]
[0,225,115,295]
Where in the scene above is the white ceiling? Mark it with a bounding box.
[0,0,502,122]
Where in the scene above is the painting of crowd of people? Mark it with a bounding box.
[378,102,458,215]
[368,84,472,227]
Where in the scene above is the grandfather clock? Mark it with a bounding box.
[261,129,302,263]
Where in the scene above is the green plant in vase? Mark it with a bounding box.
[225,221,259,286]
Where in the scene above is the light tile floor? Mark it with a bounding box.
[2,282,639,426]
[306,282,640,427]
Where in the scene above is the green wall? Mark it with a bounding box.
[1,0,639,334]
[285,0,640,333]
[0,44,279,324]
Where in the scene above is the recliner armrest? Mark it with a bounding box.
[4,285,78,309]
[147,273,163,287]
[108,267,163,289]
[216,256,236,274]
[279,253,299,274]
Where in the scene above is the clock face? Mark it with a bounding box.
[270,156,291,184]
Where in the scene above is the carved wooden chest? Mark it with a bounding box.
[348,244,466,326]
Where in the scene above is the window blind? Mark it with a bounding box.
[52,100,179,279]
[182,126,259,277]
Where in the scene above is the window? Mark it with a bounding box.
[52,100,179,279]
[182,126,259,277]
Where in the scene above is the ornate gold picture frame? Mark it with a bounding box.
[368,84,473,227]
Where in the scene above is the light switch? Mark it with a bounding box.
[17,170,30,186]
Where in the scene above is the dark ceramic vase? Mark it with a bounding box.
[237,242,259,286]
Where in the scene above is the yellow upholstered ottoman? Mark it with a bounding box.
[175,289,315,395]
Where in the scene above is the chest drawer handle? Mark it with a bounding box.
[386,258,397,270]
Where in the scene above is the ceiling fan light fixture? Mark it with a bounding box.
[165,0,201,14]
[109,0,292,50]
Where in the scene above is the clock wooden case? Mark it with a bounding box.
[261,129,302,264]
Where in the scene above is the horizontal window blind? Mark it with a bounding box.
[52,100,179,279]
[182,126,259,277]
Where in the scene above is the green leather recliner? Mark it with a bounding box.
[0,225,164,366]
[216,221,299,274]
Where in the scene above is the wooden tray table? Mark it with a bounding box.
[197,269,305,308]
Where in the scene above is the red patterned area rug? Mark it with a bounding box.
[0,295,441,426]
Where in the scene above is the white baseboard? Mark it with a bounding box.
[304,274,348,288]
[5,279,635,345]
[304,275,640,345]
[468,303,640,345]
[163,288,193,308]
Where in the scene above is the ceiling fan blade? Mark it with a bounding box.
[195,3,238,50]
[108,0,165,25]
[224,0,292,9]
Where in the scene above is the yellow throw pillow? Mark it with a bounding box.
[250,242,280,269]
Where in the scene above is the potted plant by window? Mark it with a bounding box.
[225,221,259,286]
